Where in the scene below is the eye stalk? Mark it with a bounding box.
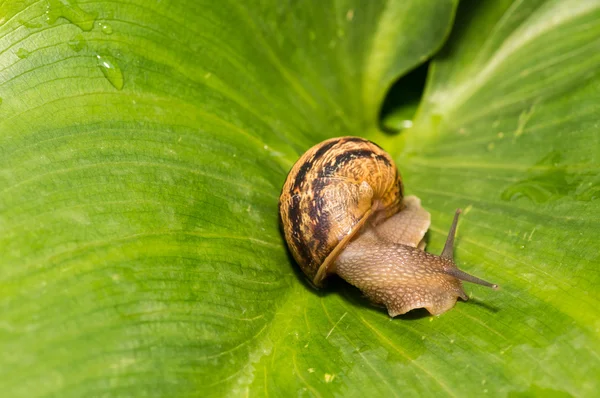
[442,209,498,289]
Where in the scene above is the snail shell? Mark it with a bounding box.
[279,136,403,286]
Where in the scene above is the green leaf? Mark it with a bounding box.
[1,1,598,398]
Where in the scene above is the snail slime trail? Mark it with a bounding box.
[279,136,497,317]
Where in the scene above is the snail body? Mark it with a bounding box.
[279,136,497,316]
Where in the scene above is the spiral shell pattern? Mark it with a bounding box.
[279,136,403,286]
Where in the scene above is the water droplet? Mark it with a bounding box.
[337,28,345,38]
[16,48,30,59]
[487,142,495,151]
[68,34,85,52]
[309,31,316,41]
[100,22,112,34]
[46,0,97,32]
[96,54,124,90]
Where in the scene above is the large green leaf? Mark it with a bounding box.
[1,0,598,397]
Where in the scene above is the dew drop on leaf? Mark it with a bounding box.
[16,48,30,59]
[100,22,113,34]
[46,0,97,32]
[96,54,124,90]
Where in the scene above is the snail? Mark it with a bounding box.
[279,136,497,317]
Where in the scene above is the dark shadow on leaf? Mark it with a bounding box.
[465,297,501,313]
[397,308,432,320]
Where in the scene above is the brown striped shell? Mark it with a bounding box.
[279,136,404,287]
